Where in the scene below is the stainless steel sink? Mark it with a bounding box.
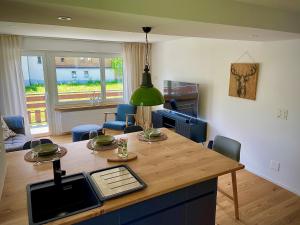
[27,172,102,225]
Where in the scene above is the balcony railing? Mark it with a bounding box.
[26,91,123,127]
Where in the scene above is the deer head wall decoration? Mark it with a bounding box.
[229,63,259,100]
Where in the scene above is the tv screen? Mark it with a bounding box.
[163,80,199,117]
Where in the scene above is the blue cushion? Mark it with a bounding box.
[103,121,134,130]
[3,116,25,134]
[71,124,103,142]
[5,134,30,152]
[115,104,136,123]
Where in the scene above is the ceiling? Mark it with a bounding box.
[0,0,299,42]
[235,0,300,13]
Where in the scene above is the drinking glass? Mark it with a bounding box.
[117,137,128,158]
[31,139,41,165]
[89,130,98,154]
[31,139,41,151]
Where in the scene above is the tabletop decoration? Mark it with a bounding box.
[106,137,138,162]
[138,128,168,142]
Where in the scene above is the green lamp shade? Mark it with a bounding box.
[130,87,165,106]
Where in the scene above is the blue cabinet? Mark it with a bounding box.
[77,178,217,225]
[152,110,207,143]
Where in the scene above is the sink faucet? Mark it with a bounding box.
[52,159,66,186]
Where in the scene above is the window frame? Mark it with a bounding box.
[48,51,124,106]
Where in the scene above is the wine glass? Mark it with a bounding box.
[31,139,41,165]
[89,130,98,154]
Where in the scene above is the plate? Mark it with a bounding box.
[32,143,58,156]
[93,135,115,146]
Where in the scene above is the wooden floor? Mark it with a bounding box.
[47,131,300,225]
[217,171,300,225]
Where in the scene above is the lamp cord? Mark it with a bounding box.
[145,32,149,67]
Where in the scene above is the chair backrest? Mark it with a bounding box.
[23,139,53,150]
[212,135,241,162]
[115,104,136,123]
[124,125,143,134]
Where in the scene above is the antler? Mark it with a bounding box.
[231,64,257,77]
[231,65,241,77]
[244,65,257,77]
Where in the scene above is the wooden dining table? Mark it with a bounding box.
[0,128,244,225]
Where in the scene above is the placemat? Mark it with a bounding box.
[87,140,118,151]
[24,146,67,163]
[137,132,168,142]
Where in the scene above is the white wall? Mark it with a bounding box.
[152,38,300,195]
[60,107,116,133]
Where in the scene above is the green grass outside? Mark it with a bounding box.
[25,81,123,94]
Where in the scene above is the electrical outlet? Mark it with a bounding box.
[270,160,280,172]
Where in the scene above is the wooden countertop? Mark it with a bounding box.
[0,129,244,225]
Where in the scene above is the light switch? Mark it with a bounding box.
[270,160,280,172]
[283,110,288,120]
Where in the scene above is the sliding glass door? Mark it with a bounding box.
[21,55,49,135]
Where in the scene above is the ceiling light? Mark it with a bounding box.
[130,27,165,106]
[57,16,72,21]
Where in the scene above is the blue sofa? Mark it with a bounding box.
[3,116,30,152]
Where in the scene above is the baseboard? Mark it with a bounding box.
[246,167,300,196]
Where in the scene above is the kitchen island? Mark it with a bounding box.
[0,128,244,225]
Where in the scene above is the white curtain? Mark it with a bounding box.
[0,35,30,135]
[123,43,152,127]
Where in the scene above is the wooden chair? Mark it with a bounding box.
[103,104,136,134]
[209,135,241,220]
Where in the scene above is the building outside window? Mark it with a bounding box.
[84,70,89,78]
[54,56,123,104]
[71,71,77,79]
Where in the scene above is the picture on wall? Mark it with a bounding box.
[229,63,259,100]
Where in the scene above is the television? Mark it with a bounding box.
[163,80,200,117]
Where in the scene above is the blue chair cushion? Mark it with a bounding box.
[115,104,136,123]
[71,124,103,142]
[5,134,30,152]
[103,121,134,131]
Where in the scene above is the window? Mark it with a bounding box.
[71,71,77,79]
[105,57,123,100]
[54,56,123,104]
[84,71,89,78]
[37,56,42,64]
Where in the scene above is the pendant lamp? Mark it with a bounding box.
[130,27,165,106]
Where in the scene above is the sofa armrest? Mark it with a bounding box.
[3,116,25,134]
